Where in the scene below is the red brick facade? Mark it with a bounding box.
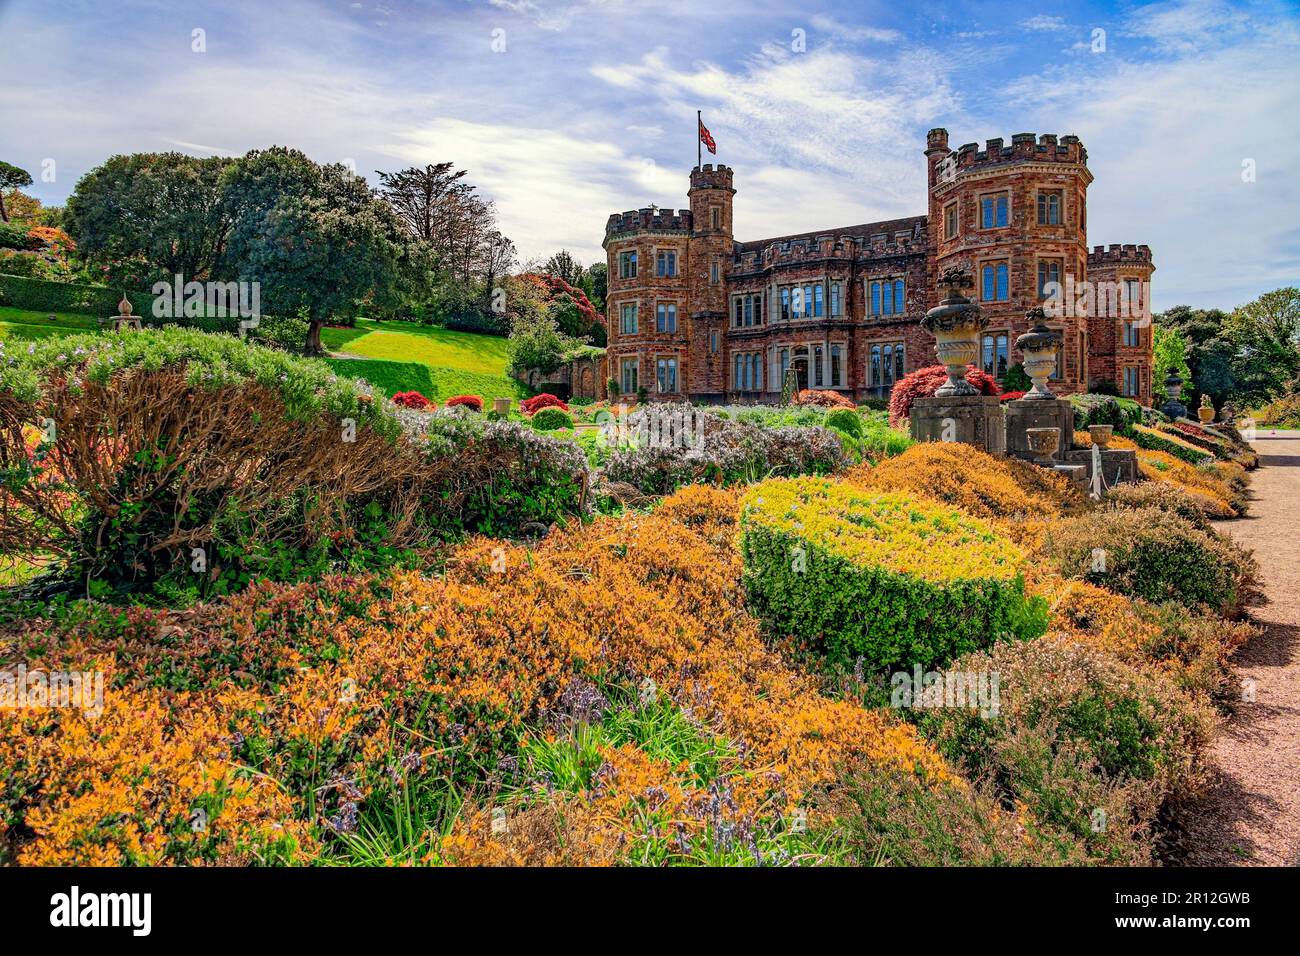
[602,129,1155,405]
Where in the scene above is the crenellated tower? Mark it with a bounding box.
[927,129,1093,394]
[686,164,735,398]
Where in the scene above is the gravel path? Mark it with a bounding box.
[1178,429,1300,866]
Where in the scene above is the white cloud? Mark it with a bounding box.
[808,14,903,44]
[1020,15,1068,32]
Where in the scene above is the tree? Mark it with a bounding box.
[375,163,468,244]
[1152,324,1191,390]
[65,152,232,282]
[0,161,34,223]
[584,261,607,311]
[220,147,403,354]
[1224,287,1300,407]
[543,249,583,286]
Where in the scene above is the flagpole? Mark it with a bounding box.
[697,110,702,168]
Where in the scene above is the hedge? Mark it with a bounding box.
[0,273,156,318]
[1130,424,1213,464]
[739,478,1046,670]
[1068,393,1143,435]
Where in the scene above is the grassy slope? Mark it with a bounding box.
[0,310,528,403]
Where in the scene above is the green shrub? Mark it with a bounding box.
[251,314,311,353]
[1069,393,1141,435]
[0,272,155,317]
[1002,362,1033,393]
[1041,506,1256,614]
[1105,481,1215,531]
[1130,424,1213,464]
[739,478,1046,671]
[530,407,574,431]
[823,766,1086,865]
[919,636,1216,864]
[824,407,863,439]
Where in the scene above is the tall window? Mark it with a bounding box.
[656,357,678,393]
[710,330,718,353]
[980,193,1009,228]
[710,260,720,285]
[869,342,905,387]
[944,202,958,239]
[1037,191,1061,225]
[982,332,1009,378]
[731,293,764,328]
[619,251,637,279]
[779,347,790,382]
[782,283,825,319]
[1124,278,1142,316]
[870,278,906,315]
[711,207,720,230]
[981,262,1009,301]
[733,352,762,391]
[780,287,791,321]
[619,302,638,335]
[655,250,677,277]
[814,345,824,387]
[814,284,824,317]
[830,344,843,388]
[1037,259,1062,298]
[656,302,677,333]
[620,358,638,395]
[1123,366,1139,397]
[830,282,842,316]
[1123,320,1141,347]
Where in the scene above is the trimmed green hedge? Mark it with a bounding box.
[0,273,156,318]
[739,478,1046,670]
[1130,424,1213,464]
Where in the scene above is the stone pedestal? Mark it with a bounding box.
[1065,448,1139,485]
[1006,398,1073,464]
[910,395,1005,456]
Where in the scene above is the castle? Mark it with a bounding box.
[602,128,1156,406]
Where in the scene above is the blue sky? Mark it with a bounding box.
[1,0,1297,309]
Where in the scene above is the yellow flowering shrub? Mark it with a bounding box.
[739,478,1046,669]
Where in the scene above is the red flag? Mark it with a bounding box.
[699,118,716,155]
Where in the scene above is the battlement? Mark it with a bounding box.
[1087,243,1154,267]
[732,217,927,270]
[604,206,694,238]
[690,163,735,191]
[947,132,1088,172]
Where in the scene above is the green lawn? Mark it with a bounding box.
[0,309,525,404]
[321,319,511,374]
[0,306,101,342]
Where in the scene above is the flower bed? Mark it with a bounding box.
[739,478,1045,669]
[888,364,999,426]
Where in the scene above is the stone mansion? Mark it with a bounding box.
[601,128,1156,406]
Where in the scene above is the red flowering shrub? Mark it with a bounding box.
[446,394,484,413]
[391,390,431,410]
[792,389,856,410]
[521,393,568,415]
[888,364,1000,426]
[517,273,605,330]
[1000,390,1027,403]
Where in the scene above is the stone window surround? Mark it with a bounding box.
[1035,255,1065,299]
[770,338,849,391]
[977,189,1011,230]
[654,298,679,333]
[732,349,764,391]
[730,291,765,328]
[1035,187,1066,226]
[618,249,638,279]
[865,338,906,388]
[655,352,681,393]
[774,279,836,321]
[943,199,959,240]
[866,275,907,316]
[976,256,1011,302]
[616,297,641,336]
[653,246,681,278]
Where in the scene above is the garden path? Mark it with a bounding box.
[1179,430,1300,865]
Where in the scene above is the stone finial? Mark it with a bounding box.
[117,295,133,317]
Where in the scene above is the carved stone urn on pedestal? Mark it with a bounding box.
[921,267,988,397]
[1161,370,1188,420]
[1197,394,1216,424]
[1088,424,1113,448]
[1014,308,1063,400]
[1025,426,1061,466]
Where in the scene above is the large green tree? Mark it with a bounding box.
[0,161,33,223]
[1224,287,1300,407]
[65,153,232,282]
[220,147,403,354]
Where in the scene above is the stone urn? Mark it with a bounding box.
[492,397,512,416]
[1088,424,1113,448]
[921,267,988,397]
[1014,309,1063,400]
[1025,426,1061,466]
[1197,396,1215,424]
[111,294,142,332]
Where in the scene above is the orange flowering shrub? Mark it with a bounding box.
[846,441,1088,522]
